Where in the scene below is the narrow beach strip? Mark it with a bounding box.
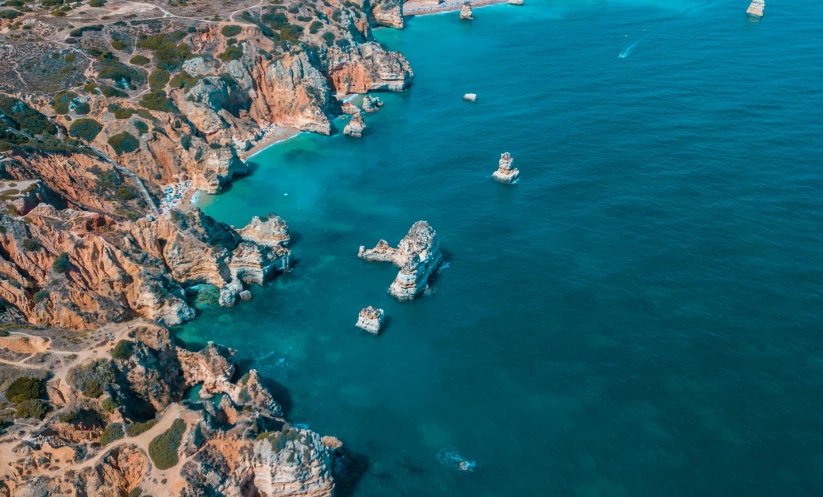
[404,0,507,16]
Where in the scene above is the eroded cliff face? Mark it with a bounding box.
[1,321,345,497]
[0,200,291,330]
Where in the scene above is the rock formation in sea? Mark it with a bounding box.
[362,95,384,113]
[356,306,385,334]
[493,152,520,183]
[508,0,525,5]
[460,2,474,20]
[464,93,478,102]
[342,102,361,115]
[344,111,367,138]
[746,0,764,17]
[358,221,444,300]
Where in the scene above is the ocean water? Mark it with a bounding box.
[177,1,823,495]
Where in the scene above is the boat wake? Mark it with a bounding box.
[437,448,476,473]
[618,39,642,59]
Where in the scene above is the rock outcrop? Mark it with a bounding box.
[356,306,385,334]
[362,95,384,113]
[460,2,474,20]
[746,0,764,17]
[358,221,443,300]
[370,0,405,29]
[508,0,524,5]
[492,152,520,183]
[463,93,478,102]
[344,112,366,138]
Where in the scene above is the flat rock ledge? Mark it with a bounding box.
[492,152,520,184]
[356,306,385,334]
[358,221,444,300]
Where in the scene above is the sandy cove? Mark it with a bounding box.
[404,0,508,16]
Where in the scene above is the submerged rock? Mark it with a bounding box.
[460,2,474,19]
[463,93,477,102]
[344,112,366,138]
[359,221,444,300]
[492,152,520,184]
[356,306,385,334]
[746,0,764,17]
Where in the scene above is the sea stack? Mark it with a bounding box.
[463,93,477,102]
[358,221,444,301]
[344,112,366,138]
[356,306,385,334]
[362,95,384,113]
[746,0,764,17]
[460,2,473,20]
[492,152,520,183]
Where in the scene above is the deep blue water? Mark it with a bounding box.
[177,1,823,495]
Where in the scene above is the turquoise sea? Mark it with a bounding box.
[177,1,823,495]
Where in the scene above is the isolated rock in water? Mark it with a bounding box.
[371,0,404,29]
[746,0,764,17]
[492,152,520,184]
[508,0,524,4]
[239,290,252,301]
[362,95,384,113]
[356,306,385,334]
[463,93,477,102]
[342,102,360,115]
[460,2,474,19]
[344,112,366,138]
[359,221,444,300]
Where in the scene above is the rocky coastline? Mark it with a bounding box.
[0,0,420,493]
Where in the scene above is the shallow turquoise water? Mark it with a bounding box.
[177,1,823,495]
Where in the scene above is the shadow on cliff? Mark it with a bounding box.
[235,358,294,418]
[333,447,370,497]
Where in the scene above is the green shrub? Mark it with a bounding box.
[218,46,243,61]
[0,96,56,136]
[88,0,105,6]
[83,379,103,398]
[5,377,46,403]
[58,409,78,422]
[322,32,334,46]
[220,24,241,37]
[100,85,127,98]
[129,54,151,66]
[108,103,136,119]
[125,418,157,436]
[0,9,21,19]
[148,418,186,470]
[67,359,116,392]
[101,397,117,413]
[33,290,48,304]
[180,134,192,150]
[169,71,198,91]
[51,91,78,115]
[148,68,170,91]
[101,422,124,445]
[110,340,133,360]
[64,53,76,63]
[97,51,143,86]
[69,24,103,37]
[68,118,102,141]
[129,489,143,497]
[137,32,192,71]
[133,120,149,136]
[309,20,322,34]
[22,238,40,251]
[107,131,139,155]
[52,252,70,272]
[111,39,127,51]
[16,399,49,419]
[139,91,176,113]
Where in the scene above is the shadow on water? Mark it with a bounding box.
[259,376,294,418]
[332,447,370,497]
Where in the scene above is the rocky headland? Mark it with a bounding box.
[358,221,443,300]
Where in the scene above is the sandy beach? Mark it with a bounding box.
[246,126,303,158]
[403,0,507,16]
